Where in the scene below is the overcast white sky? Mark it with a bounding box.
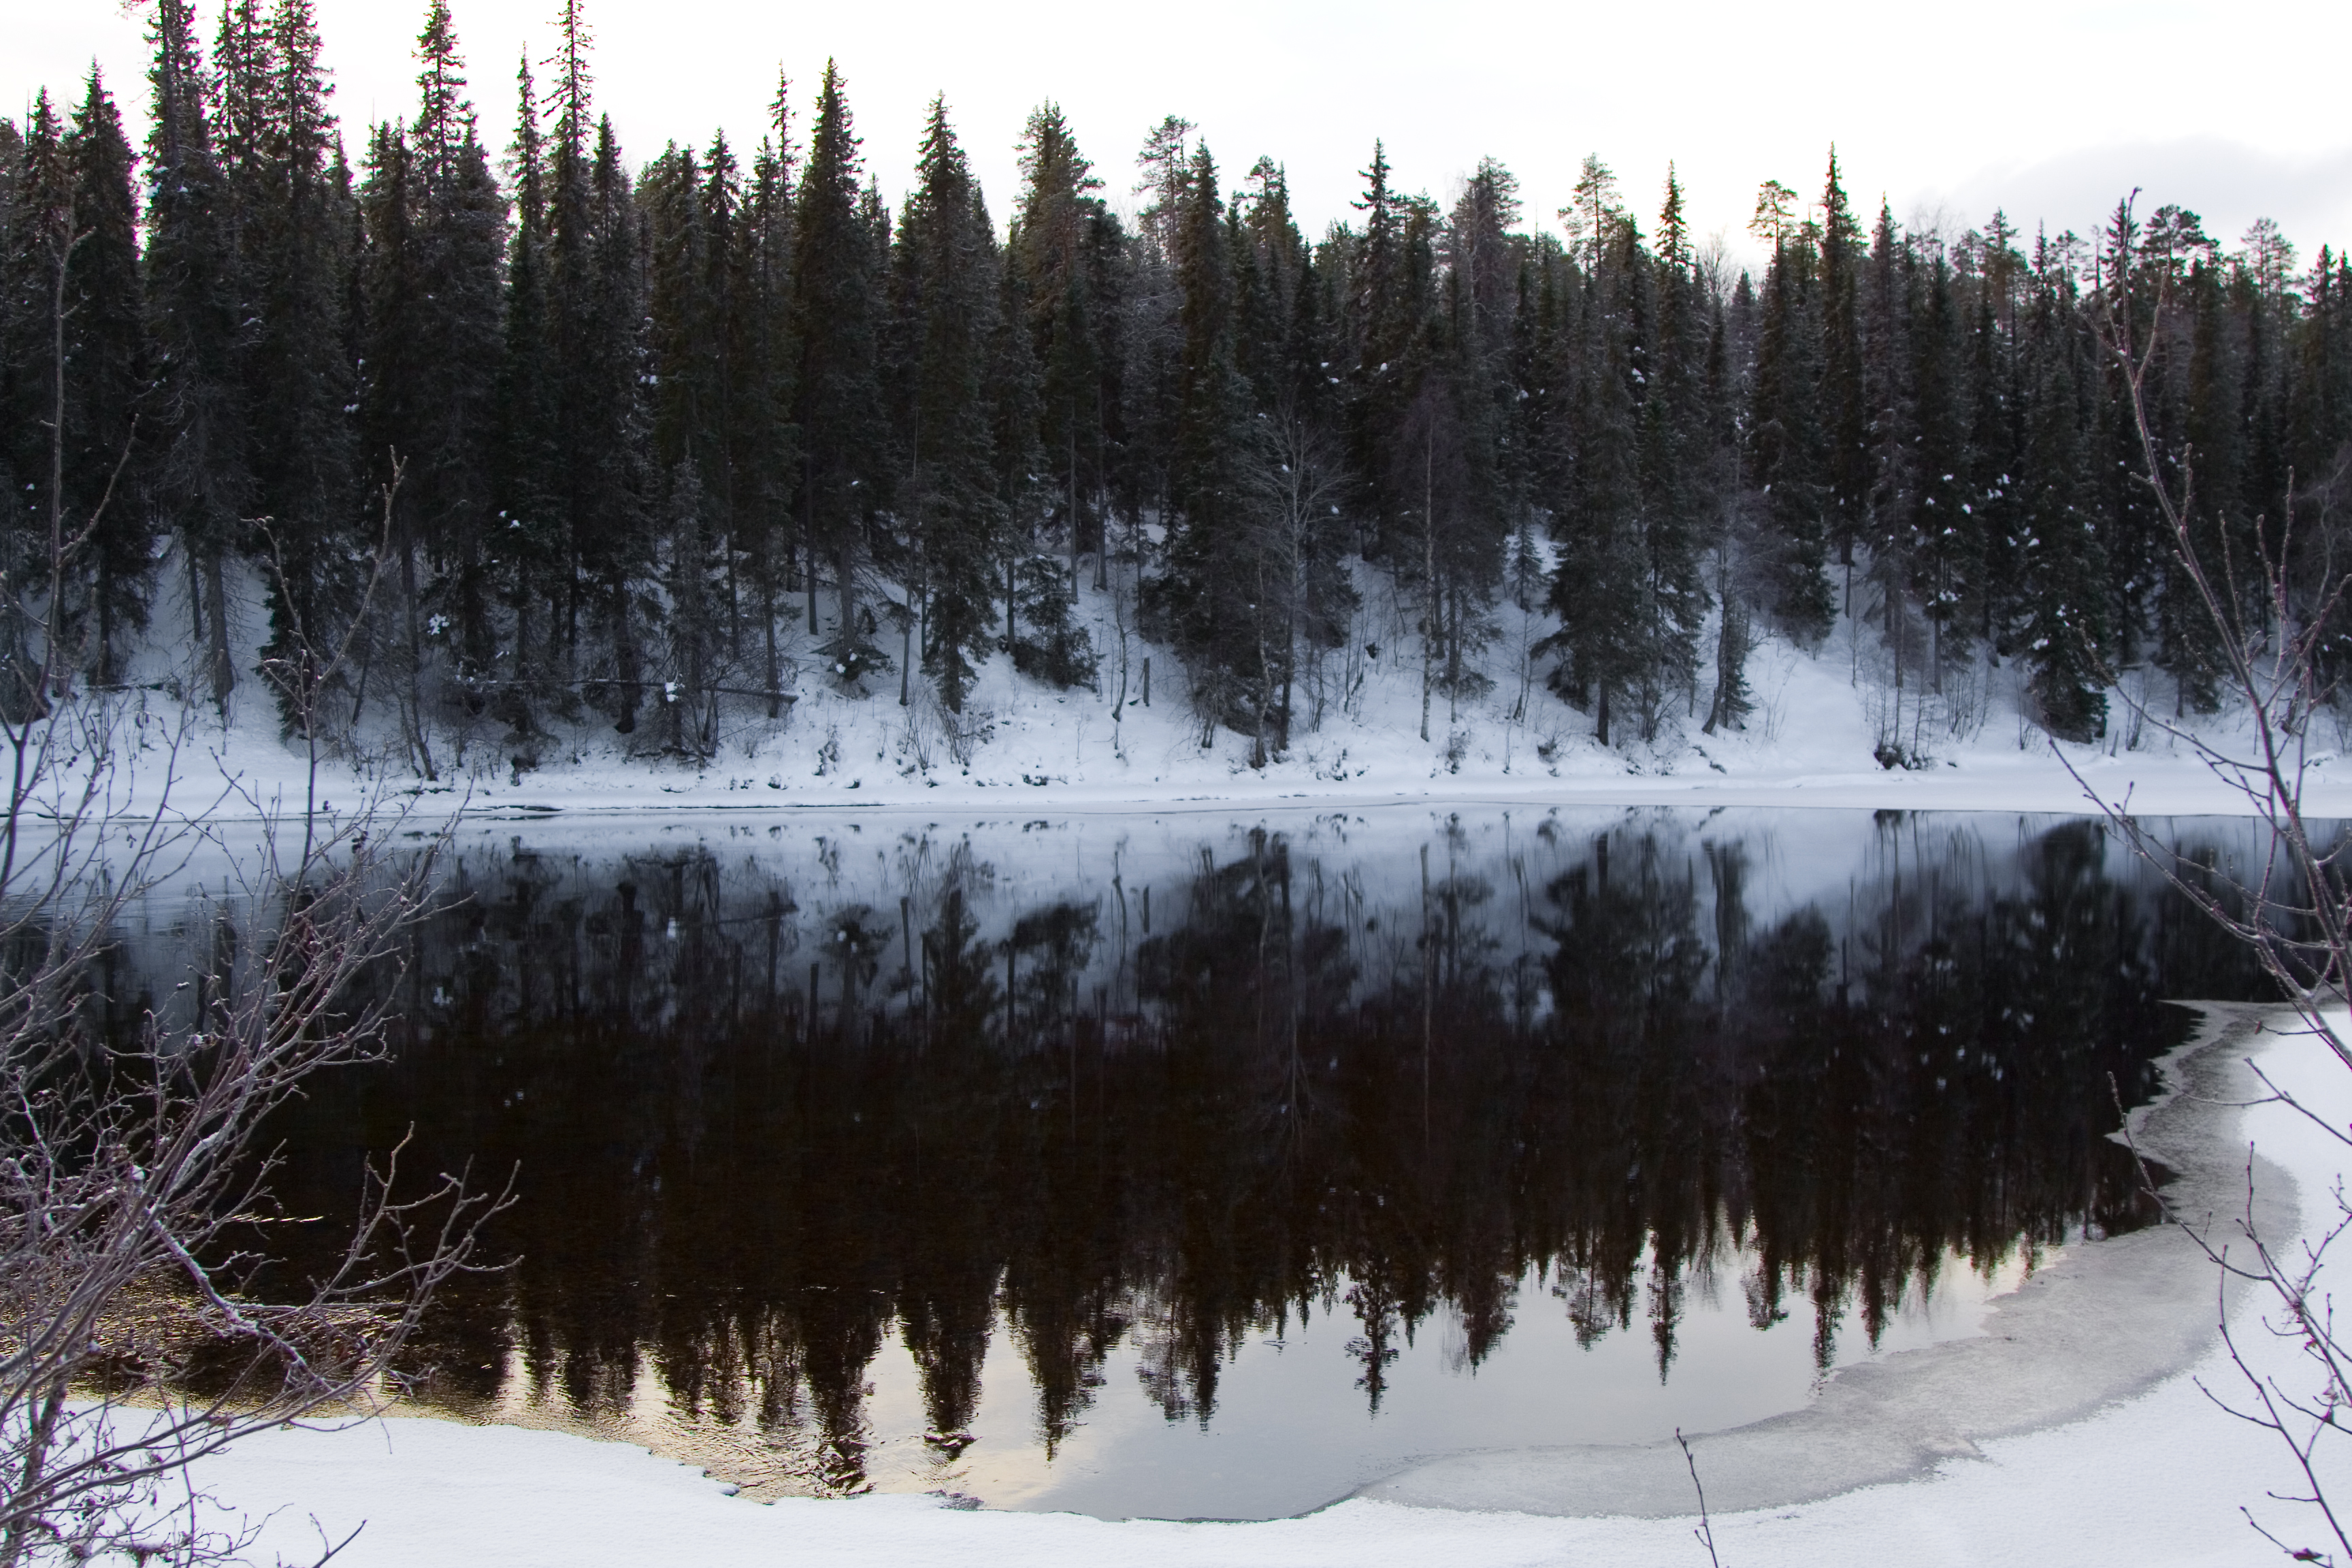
[14,0,2352,276]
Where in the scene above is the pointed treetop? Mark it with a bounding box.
[1355,139,1391,213]
[768,68,792,160]
[1818,144,1857,257]
[1657,162,1689,270]
[504,52,542,190]
[915,93,970,195]
[76,62,118,122]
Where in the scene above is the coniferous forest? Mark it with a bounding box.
[8,0,2352,778]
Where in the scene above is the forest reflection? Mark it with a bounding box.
[261,810,2270,1501]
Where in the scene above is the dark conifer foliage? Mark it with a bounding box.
[792,61,889,683]
[63,72,151,683]
[229,0,359,723]
[1,97,72,705]
[142,0,246,706]
[12,6,2352,765]
[1152,140,1258,740]
[892,98,1007,713]
[491,54,557,720]
[1008,103,1114,585]
[402,1,506,678]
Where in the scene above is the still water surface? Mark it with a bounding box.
[252,806,2271,1518]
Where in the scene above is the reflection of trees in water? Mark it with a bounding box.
[249,817,2270,1496]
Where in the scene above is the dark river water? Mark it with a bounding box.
[233,806,2273,1518]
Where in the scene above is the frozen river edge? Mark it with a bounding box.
[1362,999,2288,1519]
[186,1002,2347,1568]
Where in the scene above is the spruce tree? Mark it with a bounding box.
[233,0,359,725]
[406,1,506,677]
[542,0,600,689]
[1817,150,1867,598]
[0,116,22,627]
[356,120,429,753]
[701,130,752,655]
[1910,248,1975,689]
[576,114,652,730]
[1543,257,1647,747]
[2017,234,2107,740]
[1859,201,1919,708]
[1963,212,2027,655]
[1633,167,1708,735]
[1429,157,1521,714]
[642,138,717,478]
[1343,142,1411,557]
[2167,255,2240,710]
[2089,199,2163,674]
[1746,229,1833,640]
[1701,278,1757,734]
[491,54,558,717]
[1010,104,1109,583]
[352,5,505,772]
[894,98,1008,711]
[142,0,246,705]
[538,5,652,730]
[792,61,888,681]
[1155,142,1254,740]
[63,71,151,683]
[740,75,799,713]
[985,250,1045,623]
[1,97,71,701]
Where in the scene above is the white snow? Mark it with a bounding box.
[167,1010,2352,1567]
[67,555,2352,826]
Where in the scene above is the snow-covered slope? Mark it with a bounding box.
[88,558,2352,822]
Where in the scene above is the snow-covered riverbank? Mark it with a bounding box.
[176,1005,2352,1567]
[75,583,2352,825]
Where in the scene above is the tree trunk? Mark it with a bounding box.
[764,577,781,718]
[834,542,856,656]
[610,571,640,734]
[1444,577,1461,725]
[95,563,114,687]
[1420,432,1434,744]
[804,495,819,634]
[201,545,236,706]
[402,536,436,779]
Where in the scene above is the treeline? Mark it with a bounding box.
[7,0,2352,770]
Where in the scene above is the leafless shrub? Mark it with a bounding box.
[3,265,506,1567]
[941,702,994,770]
[1,797,510,1568]
[2077,195,2352,1566]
